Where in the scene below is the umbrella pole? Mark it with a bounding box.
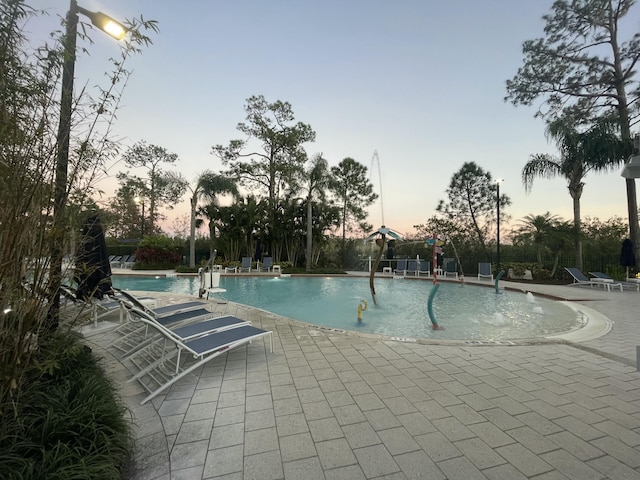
[369,235,385,305]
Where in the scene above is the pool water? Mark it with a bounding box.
[112,275,584,341]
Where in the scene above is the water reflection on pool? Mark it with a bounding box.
[112,275,583,341]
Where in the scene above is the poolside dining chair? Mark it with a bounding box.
[418,261,431,277]
[126,314,272,404]
[406,260,419,276]
[477,262,493,281]
[394,260,407,276]
[443,258,458,279]
[261,256,273,272]
[240,256,252,273]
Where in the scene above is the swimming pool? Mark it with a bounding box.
[111,275,584,341]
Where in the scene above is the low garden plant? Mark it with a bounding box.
[0,331,133,479]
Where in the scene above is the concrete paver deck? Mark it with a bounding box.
[86,276,640,479]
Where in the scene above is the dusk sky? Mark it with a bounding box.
[28,1,638,237]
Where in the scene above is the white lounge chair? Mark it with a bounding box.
[126,315,273,404]
[112,306,248,359]
[588,271,635,292]
[564,267,611,290]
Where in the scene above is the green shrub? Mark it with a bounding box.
[0,332,133,479]
[175,265,198,273]
[531,266,552,280]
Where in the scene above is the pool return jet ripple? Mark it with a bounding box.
[364,225,403,306]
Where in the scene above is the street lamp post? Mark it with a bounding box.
[47,0,127,329]
[496,179,503,273]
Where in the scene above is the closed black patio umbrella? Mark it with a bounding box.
[75,214,112,301]
[254,238,262,262]
[620,238,636,279]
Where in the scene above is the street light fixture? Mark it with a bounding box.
[496,179,503,273]
[621,135,640,179]
[48,0,128,328]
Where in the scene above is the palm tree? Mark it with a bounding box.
[522,119,626,270]
[187,171,237,268]
[511,212,562,267]
[546,221,575,277]
[303,154,331,272]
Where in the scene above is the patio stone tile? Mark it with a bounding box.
[316,438,358,469]
[363,407,402,431]
[437,456,488,480]
[216,390,245,409]
[279,432,317,462]
[353,444,400,478]
[414,431,461,463]
[453,437,507,470]
[271,384,298,400]
[540,450,604,480]
[243,450,283,480]
[432,416,475,442]
[283,456,325,480]
[245,393,273,412]
[213,404,244,427]
[297,386,325,404]
[170,439,208,470]
[481,463,529,480]
[190,387,220,405]
[209,422,245,449]
[302,400,333,421]
[507,426,558,454]
[308,416,344,442]
[175,418,213,444]
[342,421,381,449]
[547,431,604,461]
[332,403,366,426]
[377,426,421,455]
[395,450,445,480]
[244,427,279,455]
[587,455,640,480]
[245,380,271,396]
[276,412,309,436]
[323,464,366,480]
[324,389,355,408]
[590,436,640,468]
[495,443,553,477]
[396,412,437,436]
[274,396,303,416]
[244,408,276,431]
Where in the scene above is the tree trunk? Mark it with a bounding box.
[189,193,197,268]
[572,194,582,270]
[611,30,640,269]
[306,197,312,272]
